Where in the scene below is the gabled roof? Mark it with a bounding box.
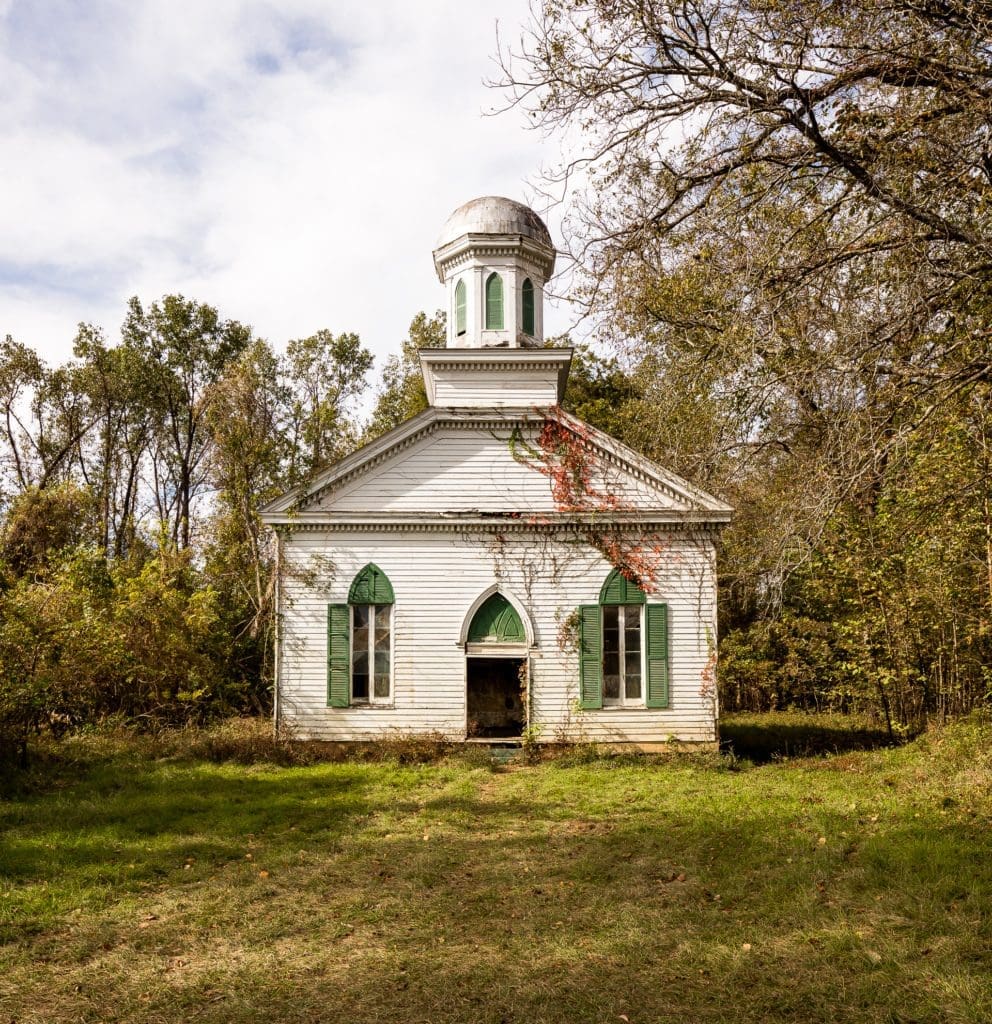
[260,406,732,525]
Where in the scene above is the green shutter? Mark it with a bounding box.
[645,603,669,708]
[578,604,603,710]
[485,273,504,330]
[348,563,395,605]
[455,279,467,336]
[327,603,350,707]
[599,568,647,605]
[522,278,535,335]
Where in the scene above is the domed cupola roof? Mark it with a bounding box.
[436,196,553,251]
[433,196,556,285]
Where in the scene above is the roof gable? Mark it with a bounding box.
[260,408,732,523]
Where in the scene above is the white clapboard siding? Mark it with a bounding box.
[310,427,691,513]
[277,529,718,744]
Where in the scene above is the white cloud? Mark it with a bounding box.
[0,0,577,378]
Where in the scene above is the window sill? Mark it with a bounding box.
[327,703,397,710]
[593,705,669,712]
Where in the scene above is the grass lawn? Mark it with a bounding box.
[1,718,990,1024]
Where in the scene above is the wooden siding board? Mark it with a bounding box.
[276,528,718,743]
[309,428,694,513]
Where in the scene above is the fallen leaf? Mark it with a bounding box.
[676,873,686,882]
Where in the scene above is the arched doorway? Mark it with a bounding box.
[464,592,529,738]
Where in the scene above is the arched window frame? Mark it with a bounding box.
[485,272,504,331]
[577,569,669,710]
[455,279,467,337]
[327,564,395,707]
[467,593,526,644]
[521,277,535,336]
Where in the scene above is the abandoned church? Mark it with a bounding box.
[260,197,732,746]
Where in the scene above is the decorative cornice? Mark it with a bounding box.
[432,234,556,283]
[273,519,725,535]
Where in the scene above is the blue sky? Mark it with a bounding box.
[0,0,573,369]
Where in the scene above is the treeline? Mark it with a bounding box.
[505,0,992,732]
[0,298,445,761]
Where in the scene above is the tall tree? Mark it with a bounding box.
[122,295,253,549]
[284,330,373,484]
[501,0,992,723]
[366,310,446,440]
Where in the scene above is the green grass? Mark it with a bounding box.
[1,718,991,1024]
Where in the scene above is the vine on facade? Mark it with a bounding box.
[510,408,668,593]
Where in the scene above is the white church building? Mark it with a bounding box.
[261,197,732,746]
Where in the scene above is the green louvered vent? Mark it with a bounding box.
[578,604,603,709]
[485,273,504,330]
[468,593,525,644]
[348,563,395,605]
[327,603,350,707]
[645,604,670,707]
[522,278,535,335]
[599,568,647,605]
[455,279,467,336]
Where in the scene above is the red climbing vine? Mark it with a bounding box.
[509,407,668,594]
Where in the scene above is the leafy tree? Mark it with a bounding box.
[122,295,253,549]
[503,0,992,724]
[366,311,446,439]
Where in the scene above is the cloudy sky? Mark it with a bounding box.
[0,0,573,373]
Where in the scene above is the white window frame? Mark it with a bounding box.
[602,604,645,708]
[350,603,393,705]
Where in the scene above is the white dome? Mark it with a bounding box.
[436,196,553,251]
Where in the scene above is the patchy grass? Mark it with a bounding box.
[1,718,991,1023]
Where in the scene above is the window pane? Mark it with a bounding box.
[603,605,620,700]
[624,605,642,700]
[352,605,370,700]
[373,605,391,699]
[375,605,391,650]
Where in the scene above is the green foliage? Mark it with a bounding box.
[0,545,258,766]
[366,310,445,440]
[0,482,99,576]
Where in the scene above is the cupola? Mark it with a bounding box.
[423,197,570,411]
[432,196,557,349]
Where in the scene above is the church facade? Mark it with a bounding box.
[260,197,732,746]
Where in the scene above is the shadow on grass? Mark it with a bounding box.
[720,714,898,763]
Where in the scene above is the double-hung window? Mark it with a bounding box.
[327,564,394,707]
[351,603,391,702]
[578,569,670,710]
[602,603,643,705]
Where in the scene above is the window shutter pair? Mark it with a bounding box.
[327,603,350,708]
[578,603,669,709]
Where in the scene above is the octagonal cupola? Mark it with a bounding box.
[433,196,556,349]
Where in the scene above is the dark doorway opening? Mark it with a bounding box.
[466,657,525,738]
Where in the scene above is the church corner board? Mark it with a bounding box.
[259,196,732,746]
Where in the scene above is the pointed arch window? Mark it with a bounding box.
[577,569,669,711]
[485,272,504,331]
[455,279,467,337]
[522,278,535,336]
[327,564,394,707]
[468,593,526,644]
